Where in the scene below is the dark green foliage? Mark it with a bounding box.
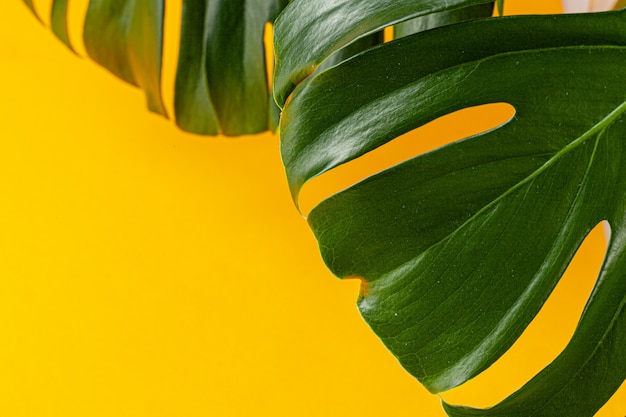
[278,7,626,416]
[26,0,292,136]
[21,0,626,415]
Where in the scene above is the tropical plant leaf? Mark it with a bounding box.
[272,0,497,108]
[174,0,220,135]
[194,0,289,135]
[51,0,77,53]
[24,0,290,136]
[83,0,168,116]
[277,10,626,416]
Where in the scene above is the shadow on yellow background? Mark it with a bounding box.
[0,0,623,416]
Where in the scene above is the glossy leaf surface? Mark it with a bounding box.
[273,0,496,107]
[278,10,626,416]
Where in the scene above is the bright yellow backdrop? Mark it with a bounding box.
[0,0,623,416]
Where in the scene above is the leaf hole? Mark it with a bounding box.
[440,221,609,408]
[502,0,564,15]
[297,102,515,216]
[264,22,275,94]
[65,0,89,56]
[383,26,395,43]
[161,0,185,119]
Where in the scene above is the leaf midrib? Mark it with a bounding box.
[419,129,604,389]
[367,80,626,288]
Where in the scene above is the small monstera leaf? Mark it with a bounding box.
[23,0,290,136]
[278,9,626,417]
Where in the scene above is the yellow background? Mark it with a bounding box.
[0,0,624,415]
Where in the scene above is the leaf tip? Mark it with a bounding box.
[496,0,505,16]
[441,400,477,417]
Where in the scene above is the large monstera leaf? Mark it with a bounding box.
[277,6,626,417]
[23,0,290,136]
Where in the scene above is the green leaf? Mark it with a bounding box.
[174,0,220,135]
[199,0,289,135]
[273,0,496,108]
[52,0,290,135]
[175,0,289,136]
[278,10,626,415]
[51,0,77,54]
[83,0,168,116]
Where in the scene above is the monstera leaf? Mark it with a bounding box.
[23,0,290,136]
[277,6,626,417]
[24,0,500,136]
